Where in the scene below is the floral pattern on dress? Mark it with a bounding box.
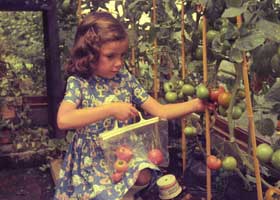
[54,67,161,200]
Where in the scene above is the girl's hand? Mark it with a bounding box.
[192,98,217,112]
[111,102,139,121]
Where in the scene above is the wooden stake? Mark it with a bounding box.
[180,0,187,175]
[202,14,212,200]
[152,0,158,99]
[236,15,263,200]
[76,0,82,23]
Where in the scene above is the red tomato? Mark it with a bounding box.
[206,155,222,170]
[115,145,133,162]
[209,86,225,102]
[148,149,164,165]
[111,172,124,183]
[113,160,129,173]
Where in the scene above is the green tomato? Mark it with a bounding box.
[207,30,219,44]
[196,84,209,99]
[165,92,177,103]
[218,105,227,117]
[237,101,246,112]
[181,84,195,96]
[271,149,280,170]
[184,126,197,137]
[163,81,175,93]
[176,80,185,89]
[222,156,237,170]
[177,91,185,100]
[232,106,243,120]
[256,143,274,163]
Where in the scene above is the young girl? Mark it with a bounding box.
[54,11,206,200]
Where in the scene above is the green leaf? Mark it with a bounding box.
[222,7,247,18]
[233,31,265,51]
[229,48,243,63]
[256,19,280,42]
[255,118,275,136]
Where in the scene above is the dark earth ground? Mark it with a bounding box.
[0,146,259,200]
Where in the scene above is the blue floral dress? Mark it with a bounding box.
[54,68,161,200]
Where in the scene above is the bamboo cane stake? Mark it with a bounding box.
[180,0,187,174]
[76,0,82,23]
[152,0,158,99]
[202,13,212,200]
[236,15,263,200]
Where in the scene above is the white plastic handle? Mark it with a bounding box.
[112,111,145,130]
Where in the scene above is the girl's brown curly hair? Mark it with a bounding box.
[65,11,128,79]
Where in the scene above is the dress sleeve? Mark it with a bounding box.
[63,76,82,106]
[126,69,150,106]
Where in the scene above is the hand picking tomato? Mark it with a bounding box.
[115,145,133,162]
[209,86,225,102]
[113,159,129,173]
[148,149,164,165]
[111,172,124,183]
[207,155,222,170]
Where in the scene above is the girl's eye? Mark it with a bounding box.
[106,54,114,59]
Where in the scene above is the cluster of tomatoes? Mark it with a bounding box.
[256,143,280,170]
[111,145,164,183]
[164,80,246,120]
[206,155,237,171]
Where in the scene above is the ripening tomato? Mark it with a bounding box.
[114,160,129,173]
[207,155,222,170]
[218,92,232,108]
[265,187,280,200]
[209,86,225,102]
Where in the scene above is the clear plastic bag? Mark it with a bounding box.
[98,113,169,183]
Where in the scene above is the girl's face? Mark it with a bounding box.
[93,38,129,79]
